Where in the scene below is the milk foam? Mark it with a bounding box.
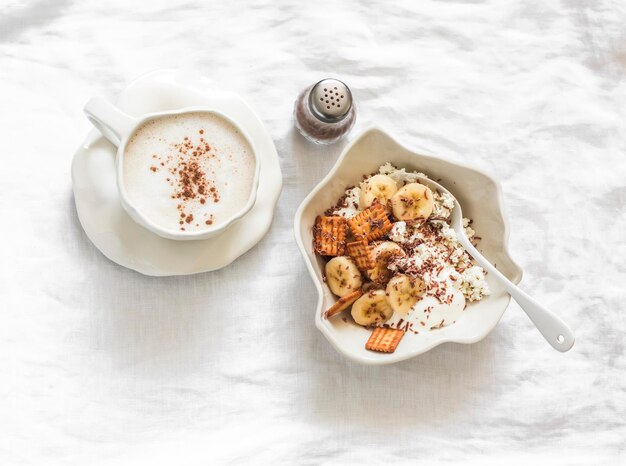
[123,112,255,232]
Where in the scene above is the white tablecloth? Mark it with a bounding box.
[1,1,624,464]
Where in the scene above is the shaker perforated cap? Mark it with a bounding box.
[308,79,353,123]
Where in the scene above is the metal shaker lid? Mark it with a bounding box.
[308,78,353,123]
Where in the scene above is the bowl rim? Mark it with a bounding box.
[116,106,261,241]
[294,125,523,364]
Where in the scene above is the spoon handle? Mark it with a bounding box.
[459,236,575,352]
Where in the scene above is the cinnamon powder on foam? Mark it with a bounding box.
[149,129,219,230]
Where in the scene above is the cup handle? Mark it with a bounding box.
[83,96,137,146]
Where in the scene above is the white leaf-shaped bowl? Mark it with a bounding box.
[294,127,523,364]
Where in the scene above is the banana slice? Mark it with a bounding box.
[386,274,426,314]
[351,289,394,326]
[391,183,434,221]
[359,174,398,210]
[366,241,405,284]
[325,256,362,297]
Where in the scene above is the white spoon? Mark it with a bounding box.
[416,176,575,352]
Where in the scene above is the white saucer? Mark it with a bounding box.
[71,70,282,276]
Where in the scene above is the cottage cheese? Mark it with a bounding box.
[331,186,361,218]
[330,164,490,333]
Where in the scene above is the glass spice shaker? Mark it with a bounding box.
[294,78,356,144]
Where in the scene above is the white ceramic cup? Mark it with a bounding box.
[84,96,260,241]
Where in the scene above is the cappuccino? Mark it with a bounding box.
[123,112,255,232]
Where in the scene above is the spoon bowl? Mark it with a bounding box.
[297,126,531,363]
